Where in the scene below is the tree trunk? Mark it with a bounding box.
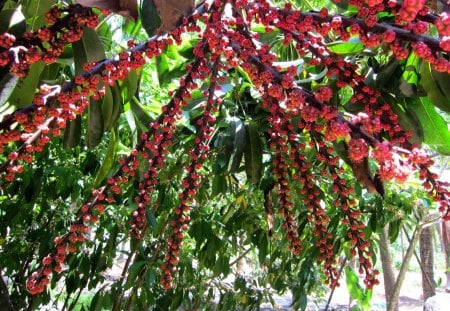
[419,225,435,301]
[439,220,450,292]
[379,226,398,311]
[387,226,421,311]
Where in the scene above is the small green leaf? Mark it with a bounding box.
[388,220,400,243]
[327,37,365,55]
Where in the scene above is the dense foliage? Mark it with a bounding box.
[0,0,449,309]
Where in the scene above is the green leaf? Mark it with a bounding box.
[388,220,401,243]
[400,53,420,97]
[375,57,399,90]
[407,97,450,154]
[119,69,140,104]
[130,97,152,126]
[0,6,26,34]
[387,97,424,146]
[93,127,118,187]
[226,117,246,174]
[0,73,19,108]
[244,122,263,184]
[430,68,450,100]
[420,61,450,113]
[145,269,155,288]
[73,27,106,74]
[63,116,82,148]
[212,173,227,197]
[155,45,186,85]
[140,0,161,37]
[101,86,115,131]
[109,83,123,131]
[86,96,104,149]
[8,61,45,108]
[326,37,365,55]
[24,0,57,31]
[145,208,157,228]
[345,266,372,309]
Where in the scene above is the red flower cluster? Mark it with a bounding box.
[3,0,446,296]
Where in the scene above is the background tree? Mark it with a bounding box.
[0,0,449,310]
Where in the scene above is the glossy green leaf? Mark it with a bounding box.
[145,269,155,288]
[101,86,114,131]
[244,122,263,184]
[0,73,19,108]
[86,96,105,149]
[388,220,401,243]
[93,127,118,187]
[399,53,420,97]
[345,266,372,309]
[73,27,106,74]
[430,68,450,99]
[120,69,140,104]
[387,97,424,146]
[8,61,45,108]
[420,61,450,113]
[62,116,82,148]
[109,83,123,131]
[375,57,399,90]
[212,173,227,197]
[145,208,157,228]
[0,6,26,34]
[326,37,364,55]
[155,45,186,85]
[141,0,161,37]
[227,117,246,174]
[131,97,153,126]
[407,97,450,154]
[24,0,57,30]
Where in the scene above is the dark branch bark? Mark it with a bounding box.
[0,269,15,311]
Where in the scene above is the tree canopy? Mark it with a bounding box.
[0,0,449,309]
